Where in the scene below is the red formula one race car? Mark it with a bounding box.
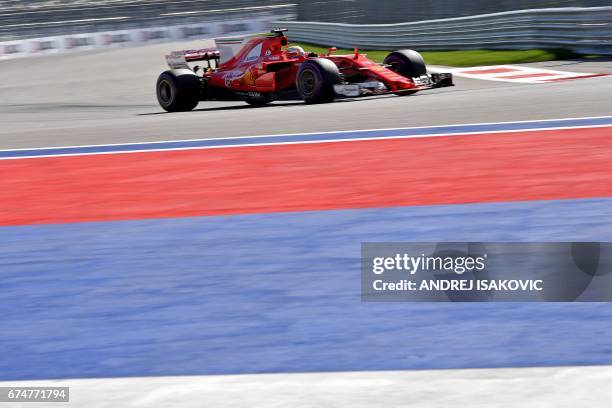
[156,29,453,112]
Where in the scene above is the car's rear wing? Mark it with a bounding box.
[165,48,220,70]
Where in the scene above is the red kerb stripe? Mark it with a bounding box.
[462,67,518,75]
[0,127,611,226]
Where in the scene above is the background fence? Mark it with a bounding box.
[2,2,611,58]
[0,0,296,60]
[0,0,297,42]
[276,7,612,55]
[7,1,611,42]
[296,0,612,24]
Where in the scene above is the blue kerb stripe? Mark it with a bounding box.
[2,197,612,380]
[2,116,612,159]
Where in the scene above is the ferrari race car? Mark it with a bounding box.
[156,29,453,112]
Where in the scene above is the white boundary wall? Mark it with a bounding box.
[0,17,279,60]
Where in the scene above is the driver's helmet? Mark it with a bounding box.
[286,45,305,58]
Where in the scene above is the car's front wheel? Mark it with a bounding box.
[383,49,427,96]
[156,69,201,112]
[296,58,341,104]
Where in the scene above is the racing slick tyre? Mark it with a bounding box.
[383,50,427,96]
[296,58,341,104]
[156,69,201,112]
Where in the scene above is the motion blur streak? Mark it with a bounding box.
[1,125,611,226]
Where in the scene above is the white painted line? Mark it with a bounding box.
[0,123,610,161]
[1,115,611,153]
[3,16,129,29]
[160,4,295,16]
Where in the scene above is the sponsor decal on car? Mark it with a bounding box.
[243,69,257,86]
[223,71,244,87]
[236,91,262,98]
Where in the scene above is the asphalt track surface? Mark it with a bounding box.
[2,41,612,407]
[1,40,612,148]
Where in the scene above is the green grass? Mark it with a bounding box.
[289,41,579,67]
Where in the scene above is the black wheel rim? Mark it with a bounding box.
[300,69,316,97]
[158,79,172,103]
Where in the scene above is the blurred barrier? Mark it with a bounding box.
[0,17,276,60]
[275,7,612,55]
[295,0,612,24]
[0,1,297,42]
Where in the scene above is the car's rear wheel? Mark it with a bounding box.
[383,49,427,96]
[156,69,201,112]
[296,58,341,104]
